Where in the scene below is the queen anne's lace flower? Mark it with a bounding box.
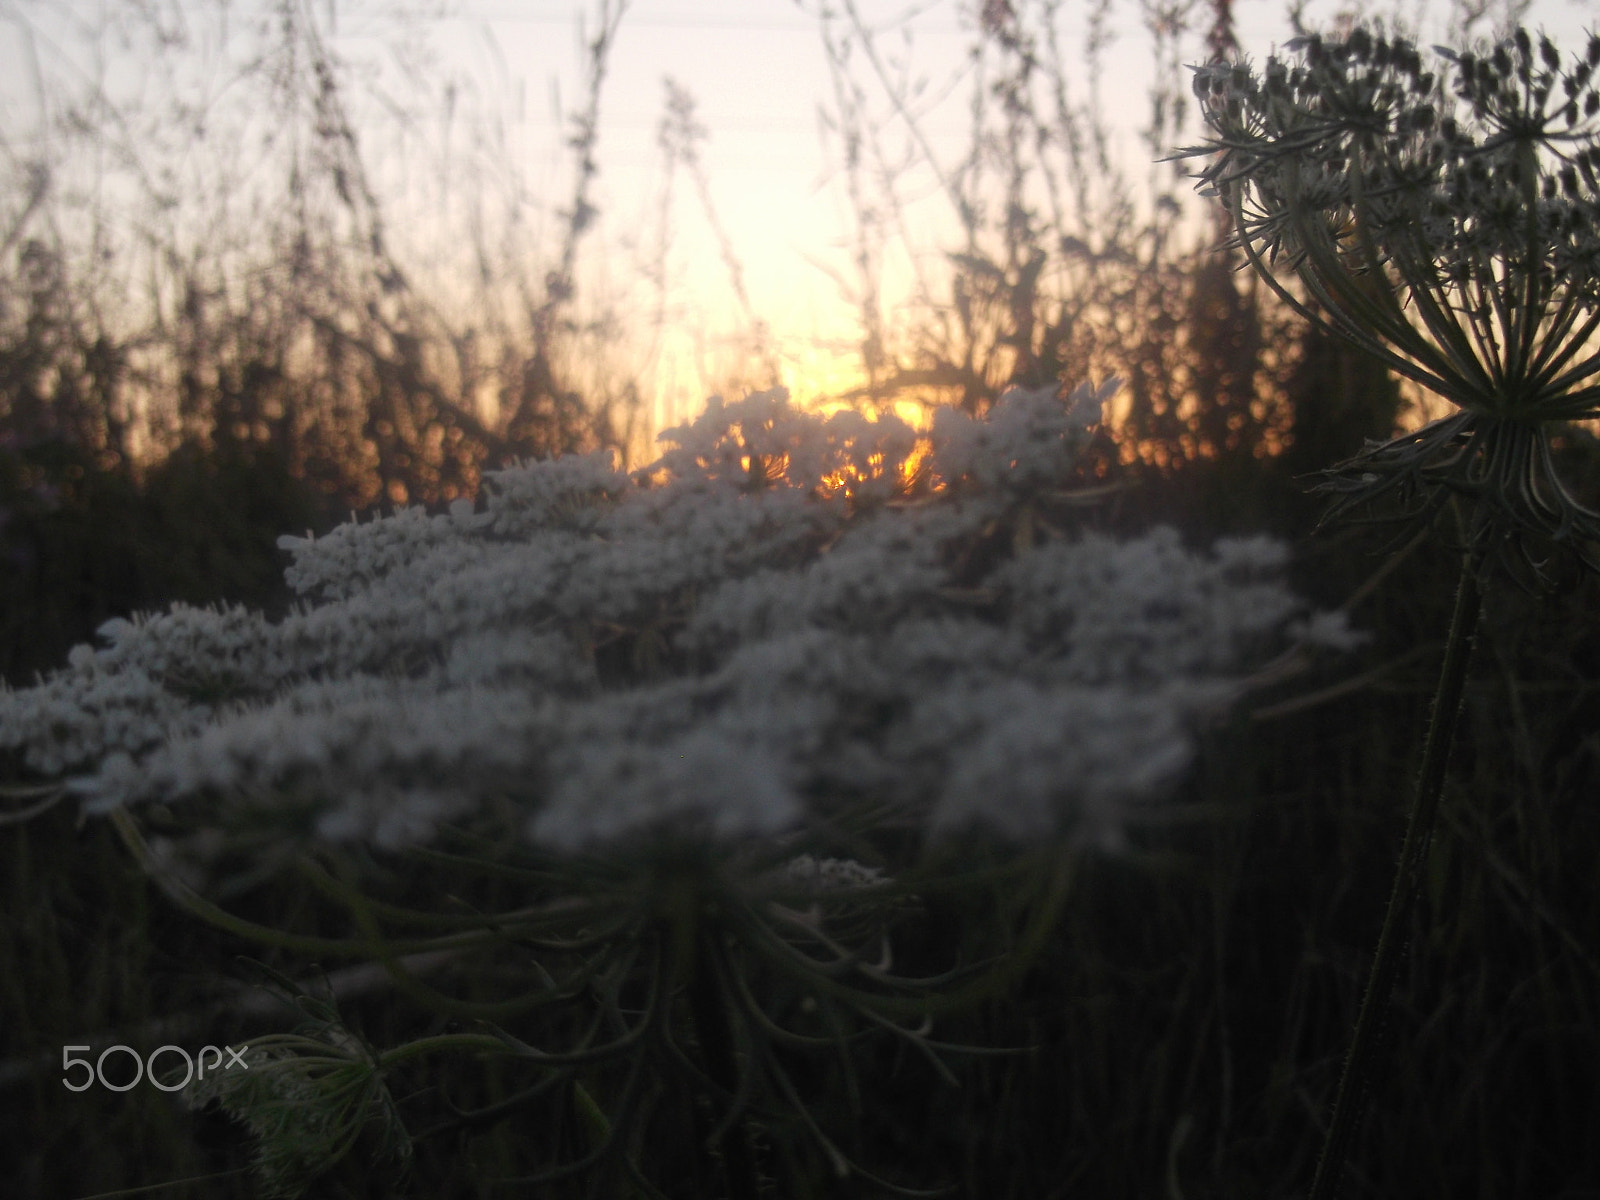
[1181,28,1600,577]
[927,680,1212,849]
[994,528,1304,682]
[278,501,488,601]
[680,499,999,651]
[932,379,1116,493]
[780,854,887,892]
[1,381,1349,856]
[480,447,631,535]
[648,389,919,500]
[0,668,201,777]
[534,722,800,850]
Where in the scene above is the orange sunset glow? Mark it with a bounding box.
[0,0,1592,513]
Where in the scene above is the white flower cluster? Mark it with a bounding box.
[0,382,1355,857]
[779,854,888,893]
[994,530,1298,683]
[932,379,1117,494]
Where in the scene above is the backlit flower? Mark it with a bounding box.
[1183,28,1600,578]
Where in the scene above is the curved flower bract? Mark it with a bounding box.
[1182,28,1600,575]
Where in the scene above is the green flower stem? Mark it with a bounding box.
[376,1033,508,1070]
[108,809,493,958]
[1308,545,1483,1200]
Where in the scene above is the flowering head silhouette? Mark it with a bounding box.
[1183,27,1600,579]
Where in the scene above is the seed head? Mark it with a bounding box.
[1178,26,1600,580]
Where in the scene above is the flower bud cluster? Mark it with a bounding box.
[1,382,1352,858]
[1192,28,1600,311]
[1183,27,1600,576]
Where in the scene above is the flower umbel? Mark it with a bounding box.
[0,379,1359,1197]
[1182,28,1600,576]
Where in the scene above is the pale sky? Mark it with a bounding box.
[334,0,1026,419]
[330,0,1600,418]
[4,0,1598,432]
